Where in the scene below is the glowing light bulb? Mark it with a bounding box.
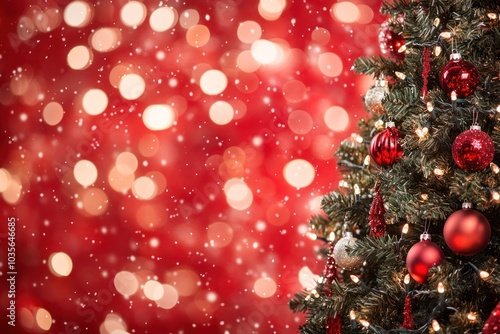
[402,223,409,234]
[350,310,356,320]
[350,275,360,284]
[395,71,406,80]
[404,274,410,285]
[440,31,453,39]
[467,312,477,321]
[360,320,370,328]
[437,282,444,294]
[434,46,442,57]
[434,168,444,176]
[490,162,500,174]
[480,271,490,279]
[488,13,498,20]
[451,91,457,101]
[432,319,441,331]
[426,101,434,112]
[306,232,317,240]
[328,232,335,242]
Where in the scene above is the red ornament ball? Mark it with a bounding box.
[379,19,405,61]
[452,125,494,171]
[483,301,500,334]
[440,53,480,99]
[369,122,404,167]
[443,206,491,256]
[406,234,444,284]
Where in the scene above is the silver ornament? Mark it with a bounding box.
[333,232,364,271]
[364,79,388,115]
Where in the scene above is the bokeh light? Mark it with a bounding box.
[318,52,343,77]
[82,89,108,115]
[254,277,277,298]
[283,159,316,189]
[324,106,349,132]
[156,284,179,309]
[207,222,234,247]
[224,178,253,210]
[237,20,262,44]
[132,176,157,200]
[251,39,279,64]
[119,73,145,100]
[91,28,122,53]
[42,101,64,126]
[149,7,177,32]
[200,70,228,95]
[35,308,52,331]
[144,280,164,301]
[120,1,147,28]
[142,104,176,130]
[332,2,360,23]
[288,110,314,134]
[67,45,93,70]
[48,252,73,277]
[114,271,139,297]
[186,24,210,48]
[63,1,93,28]
[209,101,234,125]
[73,159,98,187]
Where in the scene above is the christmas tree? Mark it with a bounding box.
[290,0,500,333]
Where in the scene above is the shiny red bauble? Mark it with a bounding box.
[482,301,500,334]
[379,19,405,61]
[406,234,444,284]
[443,205,491,256]
[452,125,494,171]
[369,122,404,167]
[440,53,480,99]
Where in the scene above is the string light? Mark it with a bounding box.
[479,271,490,280]
[328,232,335,242]
[440,31,453,39]
[339,180,350,188]
[398,44,407,54]
[395,71,406,80]
[350,310,358,330]
[490,162,500,174]
[488,13,498,20]
[306,232,317,240]
[451,91,457,101]
[421,194,429,200]
[496,105,500,113]
[433,18,440,26]
[491,190,500,201]
[350,275,371,291]
[433,168,445,176]
[360,320,370,328]
[374,119,384,130]
[426,101,434,112]
[434,45,442,57]
[399,223,409,244]
[416,127,429,138]
[354,184,361,202]
[404,273,410,293]
[432,319,442,332]
[467,312,477,322]
[363,155,371,167]
[437,282,445,294]
[468,262,490,280]
[351,133,364,144]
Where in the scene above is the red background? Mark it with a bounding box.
[0,0,382,333]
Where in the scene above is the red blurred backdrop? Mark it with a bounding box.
[0,0,382,333]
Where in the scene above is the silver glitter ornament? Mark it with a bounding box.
[364,79,388,115]
[333,232,364,271]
